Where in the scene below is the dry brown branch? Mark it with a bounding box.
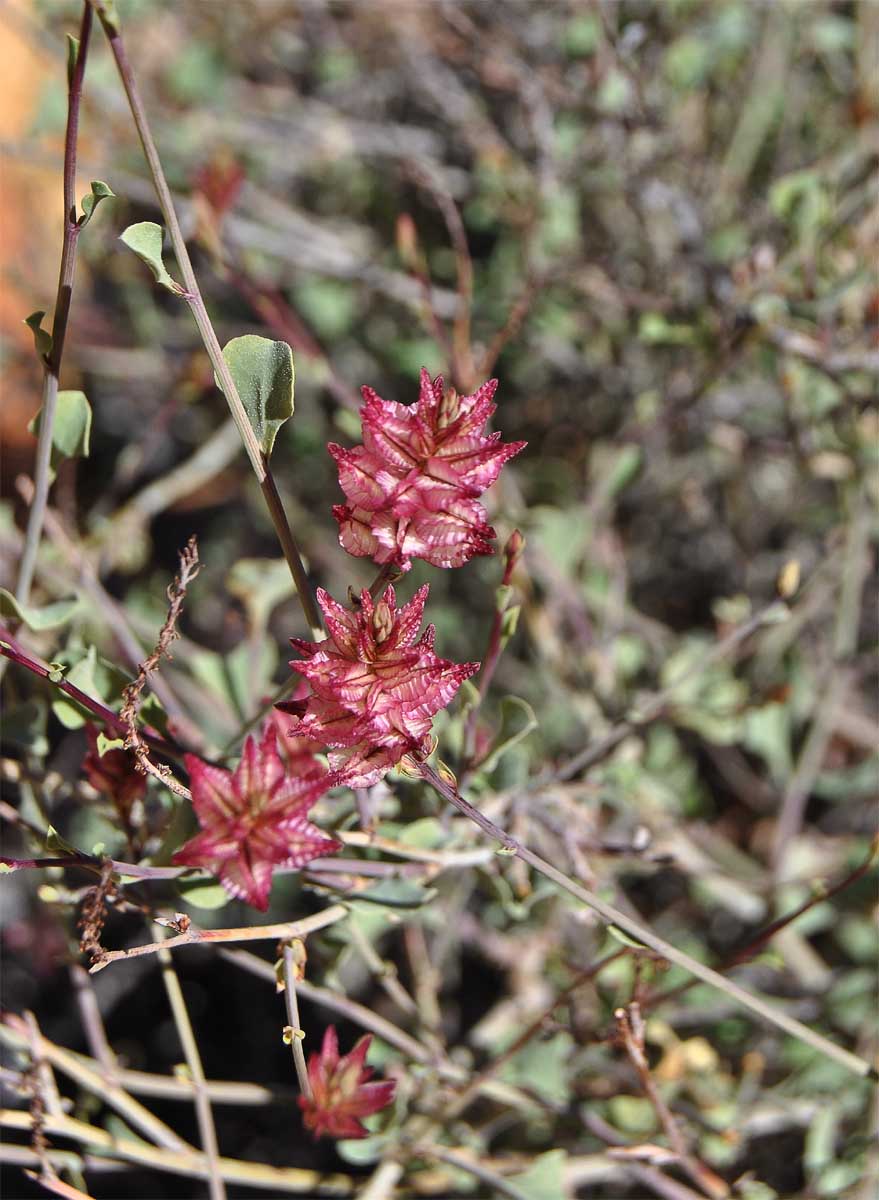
[89,905,349,974]
[76,860,117,968]
[119,536,200,798]
[615,1003,728,1200]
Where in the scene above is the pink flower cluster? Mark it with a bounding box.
[283,584,479,787]
[330,368,525,571]
[170,369,522,922]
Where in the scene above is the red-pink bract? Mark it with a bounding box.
[299,1026,396,1140]
[285,584,479,787]
[329,368,526,571]
[172,728,341,911]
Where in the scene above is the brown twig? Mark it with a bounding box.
[615,1003,728,1200]
[462,529,524,766]
[77,859,116,968]
[89,905,349,974]
[157,937,226,1200]
[119,537,199,798]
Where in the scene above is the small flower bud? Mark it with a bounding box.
[396,213,418,268]
[777,559,800,599]
[373,599,394,643]
[437,385,461,428]
[504,529,525,568]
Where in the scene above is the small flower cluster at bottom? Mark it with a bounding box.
[299,1026,395,1140]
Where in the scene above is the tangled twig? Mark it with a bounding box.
[77,859,117,967]
[119,537,200,798]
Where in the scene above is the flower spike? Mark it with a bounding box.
[330,369,525,571]
[284,584,479,787]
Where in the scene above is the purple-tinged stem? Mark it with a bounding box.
[0,627,180,763]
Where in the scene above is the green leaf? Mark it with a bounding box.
[177,878,230,910]
[24,311,52,360]
[140,693,170,738]
[226,557,295,631]
[507,1151,568,1200]
[219,335,295,458]
[1,699,48,756]
[349,878,437,910]
[96,733,125,756]
[607,924,650,950]
[638,311,696,345]
[80,180,114,226]
[52,646,99,729]
[46,825,81,857]
[119,222,181,293]
[28,390,92,478]
[608,1094,658,1135]
[478,695,538,774]
[0,590,79,631]
[500,1033,573,1104]
[66,35,79,88]
[396,817,446,850]
[500,604,520,642]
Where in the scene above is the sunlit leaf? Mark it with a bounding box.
[120,222,182,293]
[219,335,295,459]
[80,180,114,226]
[24,311,52,360]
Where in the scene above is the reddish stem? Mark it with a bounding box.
[0,627,179,762]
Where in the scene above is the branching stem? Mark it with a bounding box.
[417,762,876,1083]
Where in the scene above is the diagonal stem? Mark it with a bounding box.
[417,762,877,1083]
[88,1,322,641]
[158,938,226,1200]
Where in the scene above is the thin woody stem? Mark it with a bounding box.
[158,939,226,1200]
[90,906,349,974]
[88,1,322,641]
[14,2,92,611]
[417,762,876,1083]
[282,944,312,1100]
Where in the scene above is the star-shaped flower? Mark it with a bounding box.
[329,369,525,571]
[299,1026,396,1140]
[172,728,341,911]
[283,584,479,787]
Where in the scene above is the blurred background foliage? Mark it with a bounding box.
[1,0,877,1197]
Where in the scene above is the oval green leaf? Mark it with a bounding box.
[0,590,79,631]
[80,180,115,226]
[29,390,92,478]
[119,222,181,293]
[219,335,295,459]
